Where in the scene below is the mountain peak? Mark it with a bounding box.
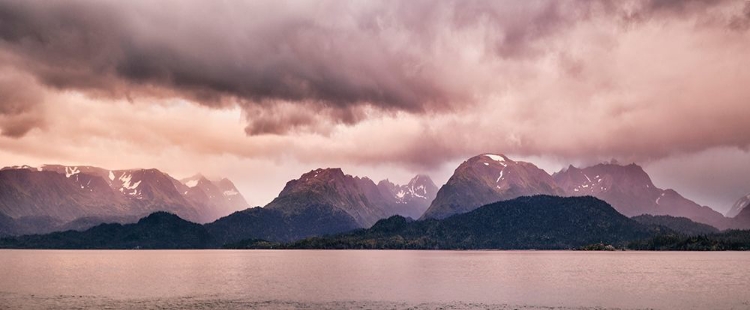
[421,153,563,220]
[379,175,438,219]
[480,153,510,163]
[406,174,435,186]
[553,162,727,229]
[298,168,345,181]
[1,165,42,172]
[181,174,210,188]
[268,168,393,228]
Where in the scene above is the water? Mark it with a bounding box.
[0,250,749,310]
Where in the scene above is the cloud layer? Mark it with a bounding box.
[1,0,749,209]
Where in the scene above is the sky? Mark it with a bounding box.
[1,0,749,214]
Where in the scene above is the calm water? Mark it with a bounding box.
[0,250,749,310]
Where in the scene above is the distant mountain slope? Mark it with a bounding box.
[180,174,250,220]
[0,165,250,236]
[421,154,564,220]
[0,212,216,249]
[631,214,719,236]
[215,178,251,210]
[0,168,128,222]
[728,201,750,229]
[727,193,750,218]
[0,211,14,237]
[553,163,728,229]
[287,195,654,250]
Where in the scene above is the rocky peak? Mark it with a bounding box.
[553,163,657,196]
[421,153,563,220]
[277,168,351,196]
[267,168,387,227]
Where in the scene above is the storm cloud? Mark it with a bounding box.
[1,0,744,135]
[1,0,750,209]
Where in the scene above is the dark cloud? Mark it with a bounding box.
[1,0,749,163]
[0,0,689,136]
[0,68,44,137]
[0,1,472,130]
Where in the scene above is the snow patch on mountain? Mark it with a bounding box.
[656,192,665,205]
[65,166,80,178]
[117,172,142,198]
[485,154,505,163]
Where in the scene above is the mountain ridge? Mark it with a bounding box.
[421,154,564,220]
[0,165,249,235]
[553,163,728,229]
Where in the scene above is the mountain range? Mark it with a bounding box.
[0,165,249,235]
[1,153,748,243]
[421,154,564,220]
[207,169,438,243]
[0,196,679,249]
[552,163,728,229]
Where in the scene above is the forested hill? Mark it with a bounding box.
[0,212,216,249]
[283,195,656,250]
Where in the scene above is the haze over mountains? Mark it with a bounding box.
[1,153,748,243]
[727,193,750,229]
[727,194,750,218]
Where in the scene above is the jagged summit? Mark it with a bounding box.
[266,168,437,227]
[181,174,209,188]
[377,174,438,219]
[420,153,564,220]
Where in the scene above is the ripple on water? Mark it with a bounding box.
[0,293,653,310]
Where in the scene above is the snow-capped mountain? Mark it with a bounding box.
[180,174,249,220]
[0,165,249,235]
[553,163,728,229]
[421,154,564,220]
[265,168,437,228]
[206,168,439,244]
[377,175,438,219]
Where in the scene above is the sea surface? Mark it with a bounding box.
[0,250,748,310]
